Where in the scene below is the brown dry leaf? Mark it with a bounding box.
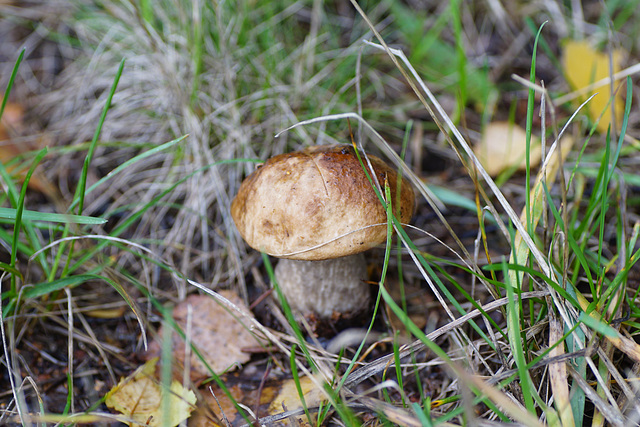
[0,98,56,196]
[562,40,624,133]
[474,121,542,176]
[0,101,24,137]
[105,357,197,427]
[0,102,28,171]
[548,318,575,427]
[192,374,326,426]
[191,377,279,427]
[148,291,263,382]
[574,290,640,364]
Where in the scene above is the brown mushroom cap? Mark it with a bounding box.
[231,144,415,261]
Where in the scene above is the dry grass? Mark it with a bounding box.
[2,0,640,425]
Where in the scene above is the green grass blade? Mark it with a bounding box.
[503,258,536,413]
[0,49,24,124]
[450,0,467,122]
[0,48,26,207]
[578,312,618,337]
[0,208,106,224]
[606,76,632,183]
[68,134,187,212]
[10,148,48,294]
[190,2,204,105]
[0,262,23,283]
[53,58,125,280]
[524,21,547,236]
[289,344,313,425]
[73,58,126,216]
[2,274,95,316]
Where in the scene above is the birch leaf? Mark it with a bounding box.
[105,357,196,427]
[474,121,541,177]
[268,375,327,425]
[562,40,624,133]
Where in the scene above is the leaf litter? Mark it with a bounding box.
[105,357,196,427]
[146,291,264,383]
[0,97,56,196]
[562,39,625,133]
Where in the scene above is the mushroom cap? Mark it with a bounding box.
[231,144,415,261]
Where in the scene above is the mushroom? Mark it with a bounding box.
[231,144,415,319]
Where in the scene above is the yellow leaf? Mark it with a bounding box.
[563,40,624,133]
[268,375,327,425]
[105,358,197,427]
[474,122,541,177]
[84,307,127,318]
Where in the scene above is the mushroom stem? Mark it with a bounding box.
[274,253,370,319]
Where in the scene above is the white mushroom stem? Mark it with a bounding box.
[274,253,371,319]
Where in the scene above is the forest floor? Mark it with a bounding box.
[2,1,640,425]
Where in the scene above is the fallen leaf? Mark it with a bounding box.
[474,122,542,176]
[105,357,196,427]
[84,307,127,318]
[191,376,278,427]
[562,40,624,133]
[191,372,329,426]
[0,98,56,196]
[268,375,327,425]
[0,101,24,136]
[147,291,263,382]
